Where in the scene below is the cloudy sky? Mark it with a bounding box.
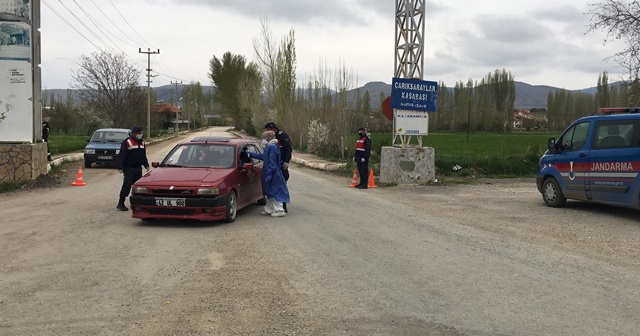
[39,0,627,91]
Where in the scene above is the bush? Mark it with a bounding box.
[307,119,330,155]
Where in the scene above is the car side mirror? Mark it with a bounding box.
[86,139,90,143]
[152,162,159,168]
[242,163,254,171]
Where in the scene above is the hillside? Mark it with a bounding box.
[43,81,597,110]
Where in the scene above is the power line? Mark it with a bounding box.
[42,0,102,50]
[89,0,142,48]
[109,0,154,47]
[56,0,114,52]
[72,0,138,49]
[44,0,185,87]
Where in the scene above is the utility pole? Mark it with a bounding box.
[139,48,160,138]
[171,80,182,132]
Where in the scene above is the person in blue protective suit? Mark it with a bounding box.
[246,130,290,217]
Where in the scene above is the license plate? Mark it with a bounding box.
[155,198,186,207]
[97,156,113,160]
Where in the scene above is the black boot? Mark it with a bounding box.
[116,198,128,211]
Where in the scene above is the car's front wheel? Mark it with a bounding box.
[84,161,92,168]
[224,190,238,223]
[542,177,566,207]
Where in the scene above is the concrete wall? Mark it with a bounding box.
[0,143,48,182]
[379,146,435,184]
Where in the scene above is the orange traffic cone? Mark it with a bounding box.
[367,168,378,188]
[71,166,87,186]
[348,169,359,187]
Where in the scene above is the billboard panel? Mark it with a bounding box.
[0,0,33,143]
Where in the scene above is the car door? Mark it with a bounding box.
[588,119,640,206]
[243,143,264,201]
[553,121,592,201]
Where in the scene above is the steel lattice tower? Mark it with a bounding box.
[395,0,425,80]
[393,0,426,146]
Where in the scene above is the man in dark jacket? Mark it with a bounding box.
[116,125,149,211]
[42,119,51,161]
[354,127,372,189]
[264,121,292,211]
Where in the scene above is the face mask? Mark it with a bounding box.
[261,139,268,145]
[136,134,143,140]
[358,132,364,137]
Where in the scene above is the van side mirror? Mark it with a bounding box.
[548,138,558,153]
[152,162,159,168]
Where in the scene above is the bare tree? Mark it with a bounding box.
[72,50,146,129]
[253,19,297,137]
[587,1,640,78]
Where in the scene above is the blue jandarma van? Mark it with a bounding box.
[537,107,640,209]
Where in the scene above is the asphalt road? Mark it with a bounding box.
[1,127,639,335]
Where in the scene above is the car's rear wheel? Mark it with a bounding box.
[542,177,566,207]
[224,190,238,223]
[84,161,92,168]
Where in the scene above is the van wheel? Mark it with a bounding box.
[542,177,566,207]
[224,190,237,223]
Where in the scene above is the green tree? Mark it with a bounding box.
[596,71,610,107]
[208,52,259,131]
[363,90,371,116]
[182,82,204,129]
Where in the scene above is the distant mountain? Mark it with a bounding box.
[346,81,597,110]
[42,85,214,107]
[42,81,596,110]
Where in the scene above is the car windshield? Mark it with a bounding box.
[91,131,129,143]
[162,144,236,168]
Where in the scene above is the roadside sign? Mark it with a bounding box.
[382,96,392,120]
[204,114,221,118]
[395,110,429,135]
[391,77,438,112]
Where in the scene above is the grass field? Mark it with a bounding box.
[365,131,556,177]
[47,134,89,156]
[47,130,557,178]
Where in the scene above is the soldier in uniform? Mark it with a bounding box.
[116,126,149,211]
[354,127,372,189]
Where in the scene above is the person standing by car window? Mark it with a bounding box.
[116,126,149,211]
[42,118,51,161]
[354,127,371,189]
[264,121,292,212]
[246,131,290,217]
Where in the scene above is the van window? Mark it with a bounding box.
[560,122,589,151]
[593,121,634,149]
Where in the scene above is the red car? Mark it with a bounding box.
[129,136,265,222]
